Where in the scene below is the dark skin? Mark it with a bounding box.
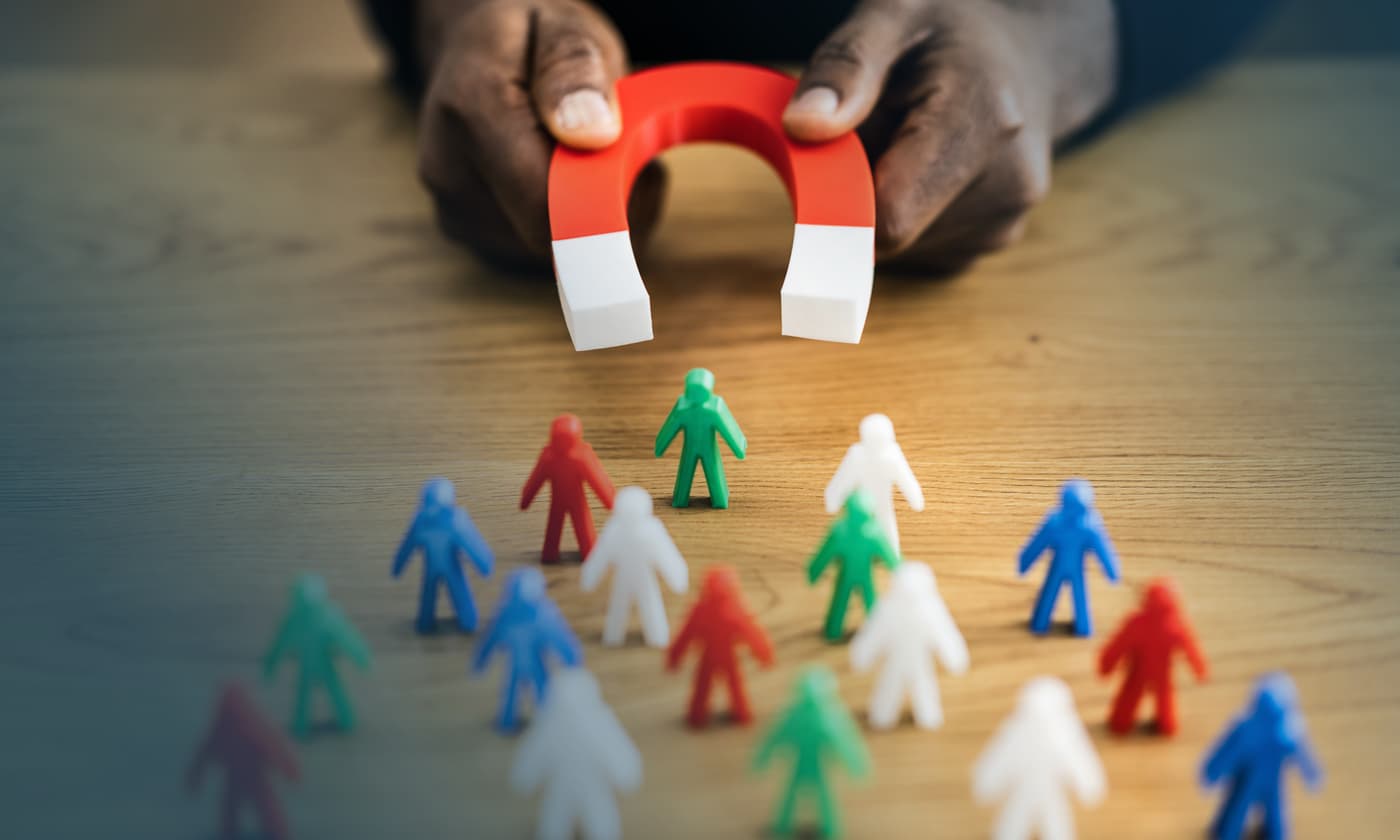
[415,0,1118,273]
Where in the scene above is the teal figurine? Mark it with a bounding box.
[263,574,373,738]
[655,368,747,508]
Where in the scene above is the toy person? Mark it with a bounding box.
[511,667,642,840]
[392,477,495,633]
[186,683,299,840]
[666,566,775,728]
[1099,578,1208,735]
[1201,673,1322,840]
[808,489,900,641]
[473,567,583,731]
[824,413,924,555]
[973,677,1106,840]
[655,367,747,508]
[522,413,616,563]
[850,561,968,730]
[1017,478,1119,636]
[580,485,689,647]
[753,667,870,839]
[262,574,373,738]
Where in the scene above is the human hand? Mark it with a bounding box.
[415,0,666,269]
[783,0,1118,273]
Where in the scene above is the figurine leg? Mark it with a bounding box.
[867,664,904,730]
[415,575,440,633]
[1108,675,1145,735]
[637,582,670,648]
[570,502,598,560]
[993,792,1034,840]
[1210,785,1253,840]
[602,590,631,647]
[253,779,292,840]
[909,667,943,730]
[1029,578,1061,635]
[580,783,623,840]
[1037,791,1074,840]
[536,787,574,840]
[1153,678,1178,735]
[1259,787,1286,840]
[687,666,714,728]
[773,779,802,836]
[724,663,752,725]
[672,454,699,508]
[291,673,313,739]
[875,503,900,557]
[444,571,478,633]
[1070,577,1093,636]
[542,503,566,563]
[700,451,729,509]
[218,787,240,839]
[823,589,852,641]
[815,775,841,839]
[325,667,356,732]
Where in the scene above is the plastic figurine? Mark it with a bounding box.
[1098,578,1208,736]
[753,667,870,839]
[1017,479,1119,636]
[262,574,372,738]
[522,414,616,563]
[473,567,584,732]
[392,477,495,634]
[186,683,300,840]
[808,489,900,641]
[850,561,968,730]
[824,413,924,555]
[511,667,642,840]
[666,566,775,727]
[580,486,689,647]
[654,368,747,508]
[973,677,1106,840]
[1201,673,1322,840]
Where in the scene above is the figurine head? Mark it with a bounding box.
[792,665,839,709]
[842,488,877,522]
[549,414,583,450]
[291,573,328,611]
[502,567,547,607]
[1017,675,1077,724]
[1060,479,1095,515]
[214,681,259,727]
[700,566,743,606]
[613,485,652,520]
[1251,672,1300,727]
[890,561,937,599]
[684,368,715,402]
[858,413,896,447]
[1142,578,1182,617]
[421,477,456,510]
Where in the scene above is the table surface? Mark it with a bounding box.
[1,60,1398,839]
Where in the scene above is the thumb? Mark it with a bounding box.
[531,4,627,149]
[784,0,930,142]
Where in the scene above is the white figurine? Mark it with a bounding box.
[581,486,689,647]
[511,667,642,840]
[972,677,1106,840]
[849,561,968,730]
[824,414,924,554]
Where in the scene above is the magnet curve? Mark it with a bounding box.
[548,62,877,351]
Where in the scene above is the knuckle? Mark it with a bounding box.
[535,32,605,85]
[811,33,869,75]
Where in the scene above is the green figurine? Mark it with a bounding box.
[808,490,900,641]
[262,573,372,738]
[753,667,871,839]
[654,368,747,508]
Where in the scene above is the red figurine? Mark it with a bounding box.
[666,566,775,728]
[1098,579,1209,736]
[521,414,616,563]
[186,683,300,840]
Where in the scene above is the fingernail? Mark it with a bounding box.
[555,90,614,133]
[994,86,1026,133]
[788,86,840,118]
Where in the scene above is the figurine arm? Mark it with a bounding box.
[471,613,504,675]
[391,517,419,578]
[928,599,970,676]
[184,735,213,792]
[665,610,699,671]
[849,602,891,673]
[827,709,872,779]
[1293,734,1324,791]
[891,444,925,511]
[742,614,777,667]
[654,403,684,457]
[806,529,838,584]
[651,526,689,594]
[508,717,550,794]
[823,446,860,514]
[595,706,644,793]
[452,509,495,577]
[251,711,301,780]
[520,452,549,510]
[1063,719,1107,805]
[1087,515,1120,583]
[1200,721,1246,787]
[547,616,584,667]
[261,615,294,679]
[1097,618,1137,677]
[1177,623,1210,681]
[874,532,900,569]
[1017,514,1056,575]
[579,527,616,593]
[752,718,791,772]
[582,446,616,509]
[332,612,374,671]
[971,721,1017,803]
[714,399,747,459]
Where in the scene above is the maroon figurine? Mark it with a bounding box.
[1098,579,1209,736]
[667,566,775,728]
[187,683,300,839]
[521,414,616,563]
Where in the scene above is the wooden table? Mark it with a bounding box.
[1,61,1397,838]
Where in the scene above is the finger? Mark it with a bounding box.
[531,2,627,149]
[784,0,934,142]
[874,57,1024,255]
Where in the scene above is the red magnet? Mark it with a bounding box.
[548,62,876,351]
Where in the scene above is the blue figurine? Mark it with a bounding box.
[472,567,583,732]
[1202,673,1322,840]
[393,477,495,634]
[1017,478,1119,636]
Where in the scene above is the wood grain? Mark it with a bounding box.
[1,61,1398,838]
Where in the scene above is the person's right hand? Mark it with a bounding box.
[415,0,666,269]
